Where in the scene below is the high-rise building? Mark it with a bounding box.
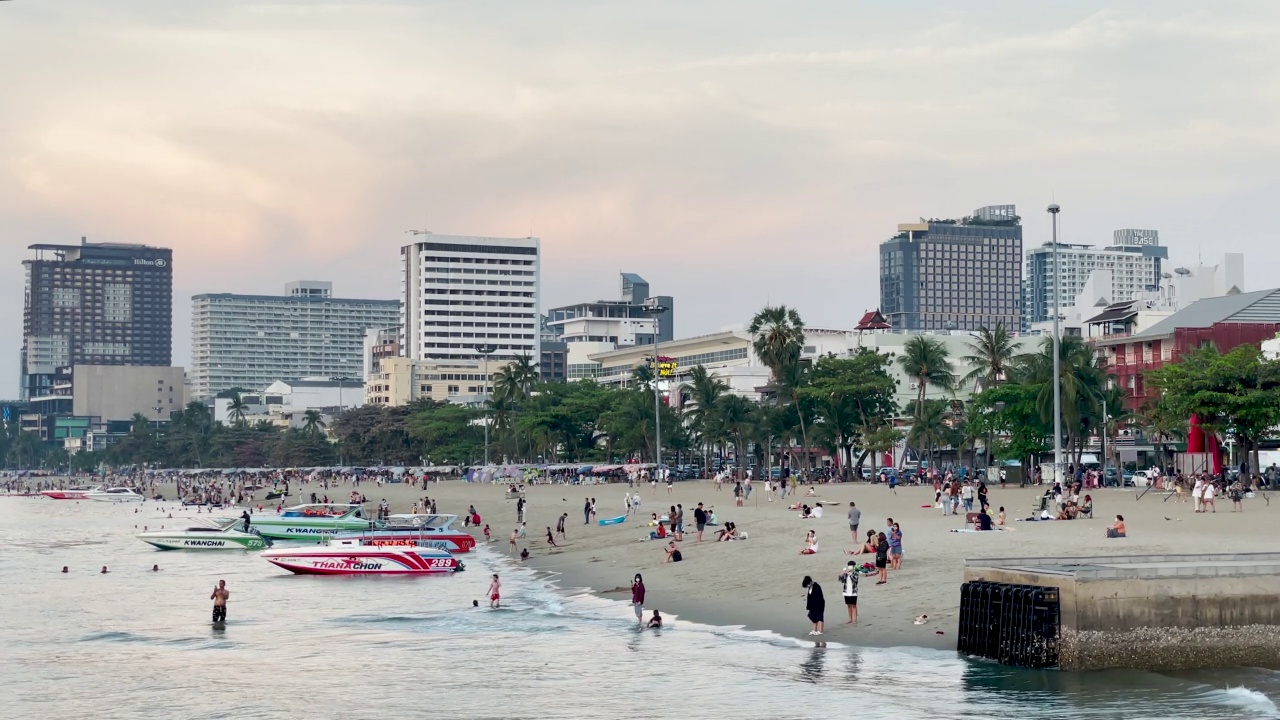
[21,239,173,400]
[400,234,541,363]
[190,281,399,399]
[544,272,674,346]
[1024,229,1168,327]
[879,205,1023,332]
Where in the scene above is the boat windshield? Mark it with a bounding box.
[281,504,358,517]
[383,514,455,531]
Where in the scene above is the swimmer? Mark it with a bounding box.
[647,610,663,628]
[520,548,530,562]
[473,600,479,607]
[152,565,160,572]
[61,566,69,573]
[101,566,109,574]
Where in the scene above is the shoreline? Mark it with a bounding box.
[31,474,1280,659]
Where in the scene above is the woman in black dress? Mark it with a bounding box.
[874,532,889,585]
[801,575,825,636]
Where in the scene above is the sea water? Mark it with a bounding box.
[1,498,1278,720]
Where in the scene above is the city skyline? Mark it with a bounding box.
[4,1,1279,396]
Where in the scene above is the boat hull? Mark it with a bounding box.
[41,490,92,500]
[87,494,144,503]
[330,532,476,553]
[261,548,461,575]
[138,534,267,551]
[248,520,375,541]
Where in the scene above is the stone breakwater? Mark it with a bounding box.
[1062,625,1280,671]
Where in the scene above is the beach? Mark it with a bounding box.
[178,475,1280,649]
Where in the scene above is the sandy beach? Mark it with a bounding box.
[138,476,1280,648]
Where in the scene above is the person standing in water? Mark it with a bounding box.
[488,574,501,608]
[210,579,230,623]
[631,574,646,627]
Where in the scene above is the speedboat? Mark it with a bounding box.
[137,518,270,551]
[331,514,477,553]
[238,503,373,541]
[85,487,145,503]
[261,537,462,575]
[40,485,101,500]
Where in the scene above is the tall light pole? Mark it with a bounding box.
[477,344,497,466]
[644,299,669,471]
[1048,203,1063,484]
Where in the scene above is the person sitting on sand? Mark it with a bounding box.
[716,522,737,541]
[800,529,818,555]
[846,529,877,555]
[663,541,683,563]
[649,513,660,526]
[1106,515,1126,538]
[977,508,993,531]
[805,486,818,497]
[649,522,668,541]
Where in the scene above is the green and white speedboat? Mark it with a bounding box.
[237,503,373,541]
[137,518,270,551]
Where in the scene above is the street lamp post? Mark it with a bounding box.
[644,300,669,471]
[1048,203,1064,485]
[477,344,497,466]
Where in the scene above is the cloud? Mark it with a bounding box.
[3,1,1280,396]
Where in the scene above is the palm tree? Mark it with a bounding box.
[1014,336,1108,464]
[898,336,955,409]
[683,366,728,471]
[906,399,954,471]
[959,324,1017,391]
[494,354,538,403]
[717,394,756,480]
[301,409,326,437]
[748,305,811,469]
[227,394,248,427]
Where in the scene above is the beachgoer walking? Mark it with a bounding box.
[557,513,567,540]
[632,574,646,627]
[694,503,708,542]
[583,498,592,525]
[839,561,859,624]
[847,502,861,543]
[1203,482,1217,513]
[509,528,519,554]
[546,526,558,547]
[802,576,825,636]
[210,579,230,623]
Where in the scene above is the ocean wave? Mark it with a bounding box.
[79,630,153,644]
[1211,686,1280,714]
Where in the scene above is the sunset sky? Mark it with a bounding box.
[4,1,1280,396]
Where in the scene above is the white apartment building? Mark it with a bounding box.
[400,234,540,364]
[1024,229,1168,328]
[190,281,399,399]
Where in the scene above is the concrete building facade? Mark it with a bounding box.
[21,239,173,400]
[365,356,491,407]
[190,281,398,399]
[544,272,673,347]
[1024,229,1169,327]
[400,234,541,364]
[879,205,1023,332]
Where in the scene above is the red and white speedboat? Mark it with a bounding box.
[331,514,477,553]
[40,485,101,500]
[261,538,463,575]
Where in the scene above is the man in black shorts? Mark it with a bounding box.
[694,503,708,542]
[210,579,230,623]
[839,561,859,624]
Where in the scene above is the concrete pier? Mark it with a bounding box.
[964,553,1280,671]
